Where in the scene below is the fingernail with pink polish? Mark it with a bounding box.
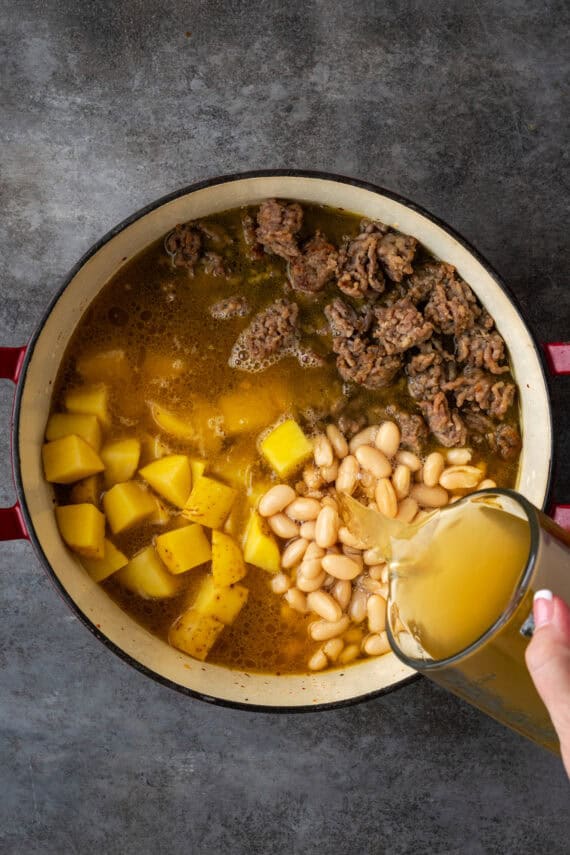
[533,589,554,628]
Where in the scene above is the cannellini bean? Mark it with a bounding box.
[368,563,386,580]
[338,526,366,549]
[259,484,297,517]
[355,445,392,479]
[314,434,334,468]
[392,463,411,499]
[395,496,419,524]
[349,425,379,453]
[349,589,368,623]
[305,542,325,560]
[367,594,387,633]
[321,495,339,511]
[284,588,308,613]
[285,497,321,521]
[446,448,472,465]
[315,506,339,548]
[326,423,349,458]
[375,421,401,458]
[308,648,328,671]
[309,615,351,641]
[362,577,384,594]
[338,643,360,665]
[281,537,309,569]
[375,477,398,518]
[271,573,291,594]
[363,632,391,656]
[396,450,422,472]
[320,460,339,483]
[303,463,324,491]
[332,579,352,610]
[381,564,389,584]
[323,637,344,662]
[299,520,316,540]
[478,478,497,490]
[323,573,336,589]
[363,546,385,566]
[423,452,445,487]
[359,469,377,499]
[335,454,360,495]
[439,465,482,491]
[410,483,449,508]
[268,513,300,539]
[296,570,327,592]
[298,557,324,579]
[321,554,362,580]
[307,590,343,622]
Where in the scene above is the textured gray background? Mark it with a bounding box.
[1,1,569,853]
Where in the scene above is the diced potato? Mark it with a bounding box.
[55,503,105,559]
[260,419,313,477]
[210,440,255,490]
[139,454,192,508]
[193,575,249,625]
[190,458,207,483]
[140,434,171,464]
[115,546,180,598]
[65,384,110,426]
[149,400,223,455]
[42,435,105,484]
[243,511,281,574]
[212,530,247,586]
[101,438,141,487]
[142,352,187,380]
[219,386,281,435]
[45,413,102,451]
[149,498,170,526]
[103,481,157,534]
[81,538,128,582]
[155,524,212,575]
[69,474,102,505]
[76,349,130,384]
[182,475,237,529]
[169,608,224,660]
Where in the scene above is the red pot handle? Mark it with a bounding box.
[544,341,570,530]
[0,346,29,541]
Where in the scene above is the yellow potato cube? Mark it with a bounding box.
[55,503,105,559]
[155,524,212,575]
[65,384,110,426]
[115,546,180,598]
[243,511,281,574]
[169,608,224,660]
[149,498,170,526]
[260,419,313,477]
[81,538,128,582]
[212,530,247,586]
[69,474,102,505]
[142,352,187,380]
[45,413,102,451]
[140,434,171,464]
[182,475,237,529]
[42,435,105,484]
[190,458,207,483]
[139,454,192,508]
[219,386,280,435]
[149,400,223,455]
[103,481,157,534]
[193,575,249,625]
[76,349,130,384]
[101,438,141,487]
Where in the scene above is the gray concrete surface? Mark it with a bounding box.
[1,1,569,852]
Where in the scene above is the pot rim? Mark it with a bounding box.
[11,168,555,711]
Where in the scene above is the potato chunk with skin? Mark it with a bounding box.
[139,455,192,508]
[103,481,157,534]
[45,413,102,452]
[212,530,247,586]
[65,384,110,426]
[81,538,128,582]
[260,419,313,477]
[101,438,141,487]
[115,546,180,598]
[149,400,223,455]
[42,435,105,484]
[243,511,281,574]
[193,575,249,625]
[55,503,105,559]
[77,349,130,384]
[182,475,237,529]
[155,524,212,575]
[169,608,224,660]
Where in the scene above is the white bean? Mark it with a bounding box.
[478,478,497,490]
[308,648,328,671]
[271,573,291,594]
[299,520,316,540]
[321,495,339,511]
[368,563,386,581]
[361,577,384,594]
[349,589,368,623]
[332,579,352,610]
[439,465,482,491]
[338,526,366,549]
[284,588,308,613]
[314,434,334,468]
[355,445,392,479]
[363,632,391,657]
[410,483,449,508]
[268,513,300,539]
[303,463,324,491]
[338,643,360,665]
[396,450,422,472]
[423,452,445,487]
[349,425,379,453]
[323,637,344,662]
[326,423,349,458]
[305,542,325,560]
[307,590,343,622]
[309,615,351,641]
[395,496,419,524]
[259,484,297,517]
[375,421,401,458]
[320,460,339,483]
[298,557,323,579]
[446,448,472,465]
[367,594,387,633]
[321,554,362,580]
[335,454,360,495]
[392,463,411,500]
[296,570,326,592]
[285,497,321,521]
[375,478,398,518]
[281,537,309,569]
[363,546,385,566]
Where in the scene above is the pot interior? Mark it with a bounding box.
[16,174,552,707]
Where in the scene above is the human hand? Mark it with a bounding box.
[525,591,570,777]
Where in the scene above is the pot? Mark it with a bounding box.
[1,171,569,710]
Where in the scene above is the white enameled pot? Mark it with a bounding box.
[2,171,569,710]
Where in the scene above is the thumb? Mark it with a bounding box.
[525,592,570,777]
